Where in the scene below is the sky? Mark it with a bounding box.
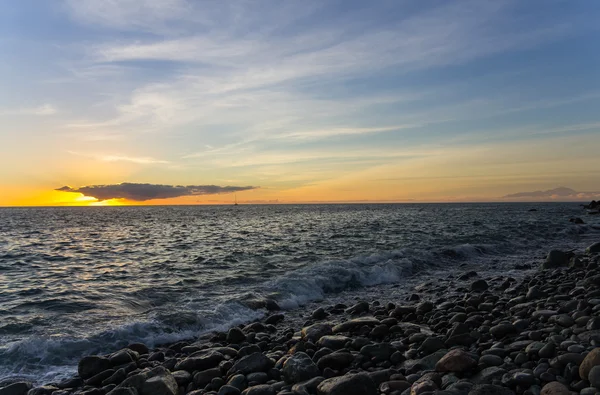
[0,0,599,205]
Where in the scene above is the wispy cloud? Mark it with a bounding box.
[0,104,58,116]
[67,150,169,164]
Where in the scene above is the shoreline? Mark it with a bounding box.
[3,241,600,395]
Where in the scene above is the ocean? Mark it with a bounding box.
[0,203,598,383]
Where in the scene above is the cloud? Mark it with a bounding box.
[0,104,57,116]
[503,187,600,200]
[67,151,169,164]
[56,183,258,201]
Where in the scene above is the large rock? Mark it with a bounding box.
[317,336,349,350]
[241,385,274,395]
[468,384,515,395]
[0,382,33,395]
[471,280,488,292]
[589,365,600,389]
[227,327,246,344]
[332,317,380,334]
[78,356,113,379]
[489,323,515,339]
[580,348,600,381]
[435,349,477,372]
[174,351,224,372]
[316,351,354,370]
[194,368,222,388]
[540,381,570,395]
[282,352,320,384]
[542,250,569,269]
[142,372,178,395]
[360,343,395,361]
[109,349,139,365]
[471,367,507,384]
[317,373,377,395]
[588,242,600,254]
[301,323,333,342]
[228,352,273,375]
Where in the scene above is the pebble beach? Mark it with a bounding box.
[3,237,600,395]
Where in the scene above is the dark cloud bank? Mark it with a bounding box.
[57,183,258,201]
[503,187,600,200]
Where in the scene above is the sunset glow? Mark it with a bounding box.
[1,1,599,206]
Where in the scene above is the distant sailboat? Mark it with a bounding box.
[234,194,238,206]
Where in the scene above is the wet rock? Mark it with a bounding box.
[347,301,370,315]
[228,353,274,375]
[360,343,395,361]
[587,242,600,254]
[110,349,138,366]
[471,279,489,292]
[193,368,222,388]
[175,351,224,372]
[291,377,325,394]
[85,369,116,386]
[264,314,284,326]
[227,327,247,344]
[471,367,507,385]
[316,351,354,371]
[282,352,319,384]
[540,381,570,395]
[26,387,58,395]
[410,380,438,395]
[332,317,380,333]
[78,356,113,379]
[542,250,569,269]
[142,372,178,395]
[468,384,515,395]
[302,323,333,342]
[0,383,33,395]
[316,372,377,395]
[416,301,434,315]
[419,337,446,355]
[435,349,477,372]
[490,323,516,339]
[379,380,411,394]
[218,385,241,395]
[102,369,127,387]
[317,336,349,350]
[312,307,328,320]
[240,384,275,395]
[589,365,600,388]
[106,388,137,395]
[581,348,600,382]
[479,355,503,367]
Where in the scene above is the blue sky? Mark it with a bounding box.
[0,0,599,204]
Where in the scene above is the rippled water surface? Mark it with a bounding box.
[0,203,598,382]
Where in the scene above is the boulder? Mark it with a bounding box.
[588,242,600,254]
[540,381,570,395]
[142,372,178,395]
[435,349,477,372]
[193,368,222,388]
[301,323,333,342]
[0,382,33,395]
[174,351,224,372]
[580,348,600,381]
[228,352,273,375]
[78,356,113,380]
[332,317,380,333]
[468,384,515,395]
[542,250,569,269]
[227,327,246,344]
[317,336,349,350]
[471,280,489,292]
[589,365,600,389]
[316,351,354,371]
[240,385,274,395]
[282,352,320,384]
[317,373,377,395]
